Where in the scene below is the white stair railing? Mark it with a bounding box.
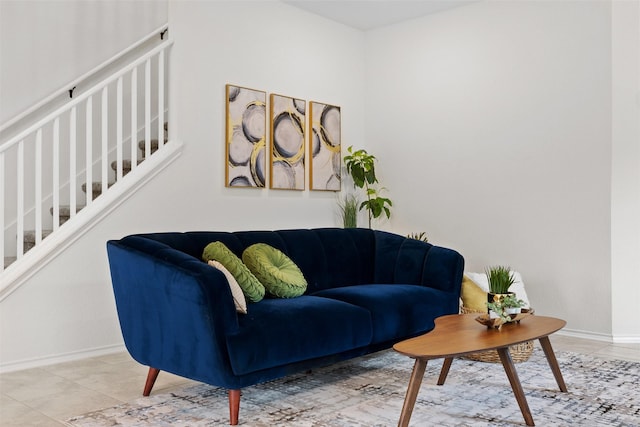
[1,36,172,274]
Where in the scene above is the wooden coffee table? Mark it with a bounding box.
[393,314,567,427]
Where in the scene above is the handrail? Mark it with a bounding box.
[0,23,169,134]
[0,39,173,154]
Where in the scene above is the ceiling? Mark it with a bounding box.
[282,0,476,31]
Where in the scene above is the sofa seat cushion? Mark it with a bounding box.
[225,296,372,376]
[312,284,455,344]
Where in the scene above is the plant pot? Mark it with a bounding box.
[505,307,522,315]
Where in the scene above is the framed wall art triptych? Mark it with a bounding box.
[309,101,341,191]
[270,94,306,190]
[224,84,341,192]
[225,84,267,188]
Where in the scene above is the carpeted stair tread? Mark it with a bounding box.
[81,182,115,192]
[110,159,144,176]
[110,159,144,169]
[50,205,84,225]
[23,229,54,251]
[24,229,53,242]
[137,138,167,152]
[50,205,84,216]
[81,182,115,199]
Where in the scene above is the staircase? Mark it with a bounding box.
[1,26,180,298]
[4,130,166,269]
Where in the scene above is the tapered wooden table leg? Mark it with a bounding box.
[398,359,427,427]
[539,336,568,392]
[497,348,535,426]
[437,357,453,385]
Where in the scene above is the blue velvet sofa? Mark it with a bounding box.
[106,227,464,425]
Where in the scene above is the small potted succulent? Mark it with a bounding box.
[487,294,525,322]
[501,294,525,315]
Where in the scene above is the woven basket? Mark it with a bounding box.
[460,305,535,363]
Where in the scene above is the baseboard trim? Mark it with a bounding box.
[0,343,126,373]
[611,335,640,344]
[556,328,613,342]
[556,328,640,344]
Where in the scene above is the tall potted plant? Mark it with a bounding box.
[486,265,516,312]
[343,146,392,228]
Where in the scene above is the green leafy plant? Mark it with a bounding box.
[487,295,525,322]
[343,146,392,228]
[407,232,429,242]
[486,265,515,294]
[338,194,359,228]
[500,294,525,309]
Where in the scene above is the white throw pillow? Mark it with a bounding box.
[465,271,531,308]
[208,260,248,314]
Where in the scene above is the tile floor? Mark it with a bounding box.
[1,335,639,426]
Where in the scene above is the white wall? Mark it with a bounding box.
[0,0,366,370]
[166,0,366,232]
[0,0,168,124]
[611,0,640,342]
[364,1,616,336]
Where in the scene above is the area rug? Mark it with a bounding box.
[66,348,640,426]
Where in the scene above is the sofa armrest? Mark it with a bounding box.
[422,246,465,296]
[106,237,240,386]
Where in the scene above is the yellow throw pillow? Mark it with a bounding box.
[461,275,488,312]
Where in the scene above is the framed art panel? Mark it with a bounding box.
[309,101,341,191]
[270,94,306,190]
[225,84,266,188]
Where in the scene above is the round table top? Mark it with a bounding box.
[393,313,566,360]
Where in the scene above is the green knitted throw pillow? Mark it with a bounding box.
[242,243,307,298]
[202,241,265,303]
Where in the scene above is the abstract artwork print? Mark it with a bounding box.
[225,84,266,188]
[309,101,341,191]
[270,94,305,190]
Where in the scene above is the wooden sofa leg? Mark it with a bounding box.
[143,367,160,396]
[229,389,241,425]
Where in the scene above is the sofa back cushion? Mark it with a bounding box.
[138,228,377,293]
[373,229,463,294]
[231,228,376,293]
[132,228,461,296]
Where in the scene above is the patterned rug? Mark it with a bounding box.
[66,348,640,426]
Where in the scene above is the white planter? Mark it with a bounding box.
[505,307,522,315]
[489,310,501,319]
